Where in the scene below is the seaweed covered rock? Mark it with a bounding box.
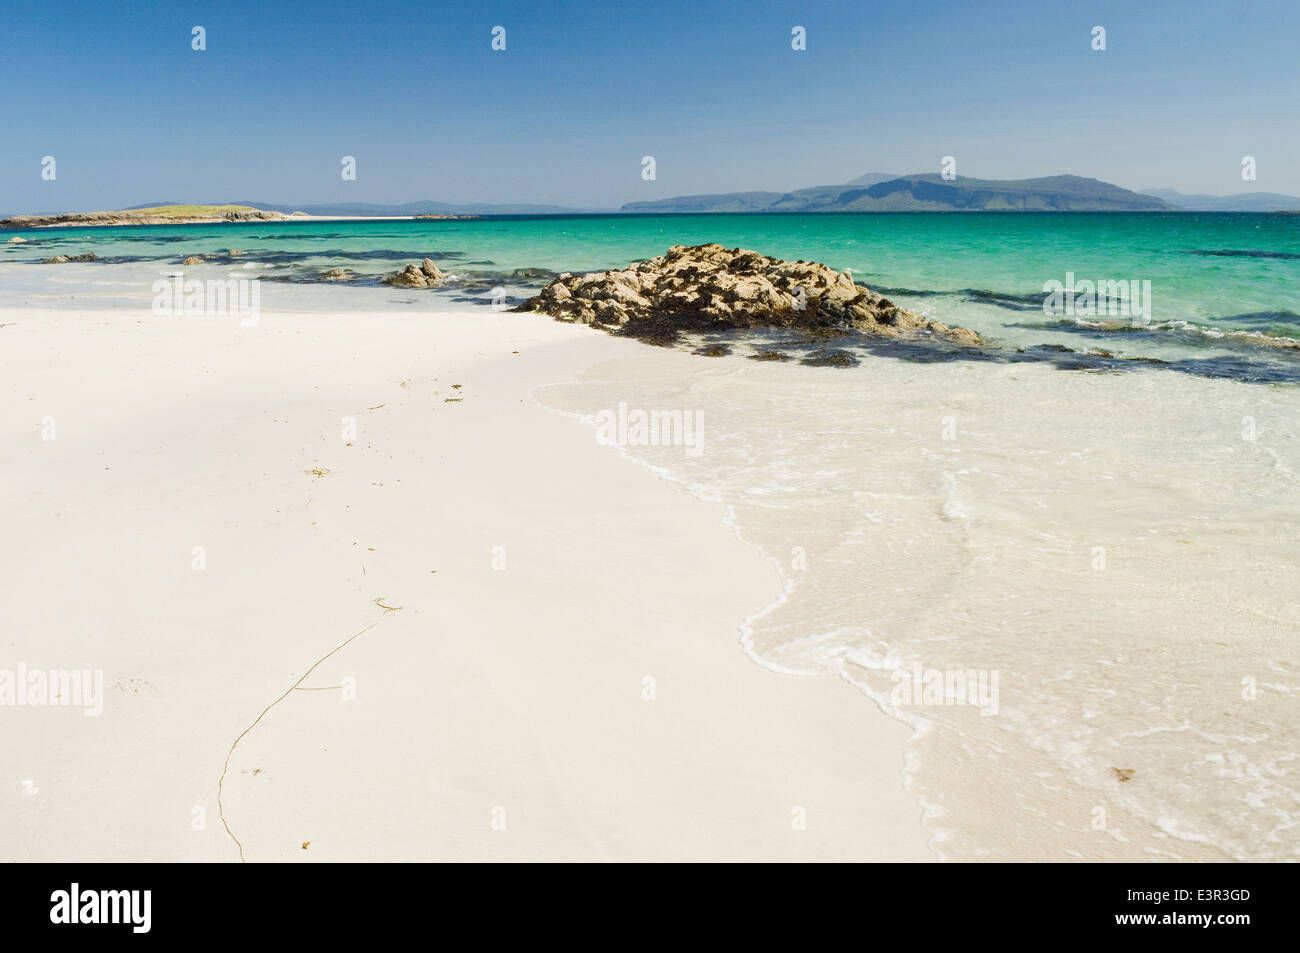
[518,244,980,345]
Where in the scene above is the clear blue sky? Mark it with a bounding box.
[2,0,1297,212]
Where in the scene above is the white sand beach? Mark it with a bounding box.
[0,303,932,862]
[3,271,1297,864]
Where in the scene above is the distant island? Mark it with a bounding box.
[0,204,304,229]
[623,174,1174,213]
[1138,188,1300,212]
[0,204,479,229]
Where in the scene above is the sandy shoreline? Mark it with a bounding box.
[534,332,1299,863]
[0,303,932,861]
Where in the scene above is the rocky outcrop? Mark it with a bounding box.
[182,255,205,265]
[7,236,27,243]
[382,258,446,288]
[518,244,980,345]
[42,253,97,263]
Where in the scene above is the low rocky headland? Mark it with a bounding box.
[1,205,301,229]
[517,244,981,346]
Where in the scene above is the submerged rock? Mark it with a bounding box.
[41,253,97,263]
[518,244,981,345]
[800,348,861,367]
[8,236,27,243]
[382,258,446,288]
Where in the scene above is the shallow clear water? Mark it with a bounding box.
[538,349,1300,862]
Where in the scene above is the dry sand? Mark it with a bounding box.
[0,304,932,861]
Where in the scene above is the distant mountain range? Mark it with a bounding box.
[623,174,1174,212]
[1139,189,1300,212]
[39,179,1300,221]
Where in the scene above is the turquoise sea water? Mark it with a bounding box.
[3,212,1298,379]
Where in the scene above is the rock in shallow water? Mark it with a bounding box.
[517,243,981,345]
[41,253,97,263]
[382,258,446,288]
[800,348,860,367]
